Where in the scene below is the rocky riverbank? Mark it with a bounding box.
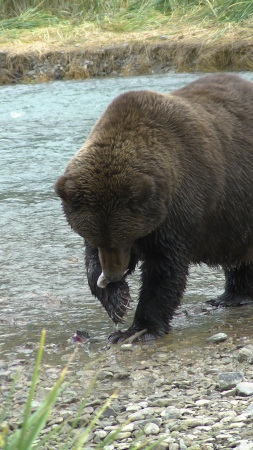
[1,326,253,449]
[0,35,253,85]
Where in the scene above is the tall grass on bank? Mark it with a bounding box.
[0,7,62,31]
[0,0,253,33]
[0,331,116,449]
[0,331,166,449]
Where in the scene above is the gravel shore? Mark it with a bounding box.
[1,327,253,449]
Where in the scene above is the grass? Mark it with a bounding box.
[0,0,253,35]
[0,331,166,449]
[1,0,253,23]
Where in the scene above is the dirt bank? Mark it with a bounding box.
[0,30,253,85]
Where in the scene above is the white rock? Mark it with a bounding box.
[195,399,211,406]
[120,343,133,351]
[95,430,107,439]
[126,404,141,412]
[237,346,253,362]
[235,440,253,450]
[179,439,188,450]
[138,401,148,408]
[121,423,134,432]
[161,406,182,419]
[245,404,253,416]
[144,422,160,435]
[207,333,228,343]
[236,382,253,396]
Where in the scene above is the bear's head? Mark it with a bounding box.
[55,91,171,284]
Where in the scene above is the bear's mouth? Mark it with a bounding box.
[97,269,129,288]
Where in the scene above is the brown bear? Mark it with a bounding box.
[55,74,253,343]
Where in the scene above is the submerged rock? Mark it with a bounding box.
[207,333,228,343]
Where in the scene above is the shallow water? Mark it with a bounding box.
[1,73,253,365]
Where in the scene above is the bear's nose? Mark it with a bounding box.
[98,246,130,286]
[97,271,124,288]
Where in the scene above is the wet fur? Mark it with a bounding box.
[55,74,253,342]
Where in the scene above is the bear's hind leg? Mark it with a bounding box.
[208,263,253,307]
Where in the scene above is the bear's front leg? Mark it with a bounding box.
[85,241,133,324]
[109,245,189,343]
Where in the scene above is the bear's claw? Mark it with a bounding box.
[108,328,156,344]
[207,294,253,308]
[101,281,132,325]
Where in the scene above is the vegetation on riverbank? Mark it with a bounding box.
[0,0,253,49]
[0,1,252,84]
[1,0,253,28]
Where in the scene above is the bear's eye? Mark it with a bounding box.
[128,200,140,214]
[70,194,92,211]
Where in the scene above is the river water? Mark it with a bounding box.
[1,73,253,365]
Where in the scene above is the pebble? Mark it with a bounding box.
[207,332,228,343]
[135,418,162,429]
[237,346,253,362]
[129,406,156,421]
[195,399,210,406]
[218,371,244,390]
[235,441,253,450]
[126,404,141,412]
[245,404,253,416]
[121,423,134,432]
[236,382,253,396]
[161,406,182,419]
[144,422,160,435]
[113,431,131,440]
[97,370,114,380]
[95,430,107,439]
[120,344,133,351]
[179,438,188,450]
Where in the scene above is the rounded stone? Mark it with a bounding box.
[144,422,160,435]
[207,333,228,343]
[236,382,253,396]
[161,406,182,419]
[120,344,133,351]
[237,347,253,362]
[95,430,107,439]
[218,372,244,390]
[235,441,253,450]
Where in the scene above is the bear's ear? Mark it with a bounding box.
[130,174,155,206]
[138,175,155,204]
[55,175,78,202]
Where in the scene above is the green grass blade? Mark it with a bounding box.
[72,391,118,449]
[17,329,46,449]
[70,375,97,431]
[5,368,68,450]
[21,368,68,449]
[0,369,20,423]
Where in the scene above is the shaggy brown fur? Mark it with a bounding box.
[55,74,253,342]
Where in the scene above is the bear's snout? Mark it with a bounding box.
[98,247,130,286]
